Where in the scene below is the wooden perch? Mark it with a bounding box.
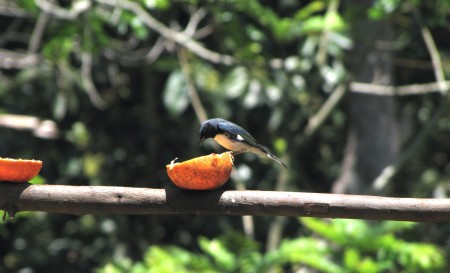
[1,183,450,222]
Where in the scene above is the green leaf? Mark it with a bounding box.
[144,0,171,10]
[301,15,325,33]
[83,153,105,178]
[243,79,262,108]
[277,237,342,273]
[43,36,76,61]
[295,1,326,20]
[358,258,380,273]
[53,91,68,120]
[344,248,360,269]
[130,17,149,39]
[300,218,344,244]
[163,70,189,116]
[198,236,237,272]
[368,0,401,20]
[193,63,220,93]
[67,122,90,149]
[273,18,293,40]
[97,263,123,273]
[29,175,45,185]
[301,12,346,34]
[324,12,346,31]
[221,66,249,98]
[17,0,39,12]
[274,138,287,154]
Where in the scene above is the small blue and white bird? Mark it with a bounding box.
[199,118,287,168]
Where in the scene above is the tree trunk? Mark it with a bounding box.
[332,2,401,194]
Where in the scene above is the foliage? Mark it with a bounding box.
[300,218,445,273]
[98,219,445,273]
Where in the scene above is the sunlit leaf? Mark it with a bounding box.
[277,237,342,273]
[29,175,45,185]
[273,138,287,154]
[193,63,220,93]
[329,32,353,50]
[301,15,325,33]
[357,258,380,273]
[17,0,39,12]
[43,36,76,61]
[163,70,189,116]
[130,17,149,39]
[198,236,237,272]
[145,0,171,10]
[295,1,326,20]
[344,248,359,269]
[368,0,401,20]
[83,153,105,178]
[301,12,346,34]
[221,66,249,98]
[66,122,90,149]
[243,79,261,108]
[53,91,67,120]
[265,85,281,102]
[324,12,347,31]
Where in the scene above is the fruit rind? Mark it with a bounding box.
[166,152,233,190]
[0,158,43,182]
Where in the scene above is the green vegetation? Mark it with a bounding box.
[98,219,445,273]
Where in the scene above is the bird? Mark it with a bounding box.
[199,118,287,168]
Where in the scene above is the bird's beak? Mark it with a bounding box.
[199,137,205,147]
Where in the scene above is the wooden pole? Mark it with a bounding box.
[1,183,450,222]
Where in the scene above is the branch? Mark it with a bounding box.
[0,49,40,69]
[414,9,448,95]
[0,114,59,139]
[350,81,450,96]
[103,37,166,65]
[315,0,339,66]
[184,8,207,37]
[94,0,235,65]
[28,11,50,53]
[372,101,449,191]
[177,49,208,123]
[303,82,347,138]
[372,10,449,191]
[144,36,166,63]
[1,184,450,222]
[35,0,90,20]
[81,52,107,109]
[0,3,35,18]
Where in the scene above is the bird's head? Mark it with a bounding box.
[199,119,220,146]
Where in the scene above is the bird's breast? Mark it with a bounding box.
[214,134,245,151]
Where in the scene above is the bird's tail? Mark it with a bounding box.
[267,153,288,169]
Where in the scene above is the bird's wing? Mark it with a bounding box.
[217,121,260,147]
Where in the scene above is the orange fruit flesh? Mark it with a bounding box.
[166,152,233,190]
[0,158,43,182]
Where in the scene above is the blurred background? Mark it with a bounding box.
[1,0,450,272]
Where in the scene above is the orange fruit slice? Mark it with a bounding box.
[0,158,43,182]
[166,152,233,190]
